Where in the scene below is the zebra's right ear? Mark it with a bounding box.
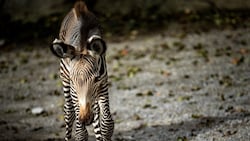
[50,39,76,58]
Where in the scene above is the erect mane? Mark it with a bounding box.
[73,0,89,19]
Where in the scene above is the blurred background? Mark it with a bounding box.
[0,0,249,43]
[0,0,250,140]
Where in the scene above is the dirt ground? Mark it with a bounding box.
[0,24,249,141]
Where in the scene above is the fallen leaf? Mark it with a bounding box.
[231,56,244,65]
[191,114,203,119]
[136,90,154,97]
[222,130,238,137]
[177,136,188,141]
[240,48,248,55]
[177,96,192,101]
[127,66,141,78]
[132,114,141,120]
[191,86,201,91]
[161,70,171,77]
[120,49,129,56]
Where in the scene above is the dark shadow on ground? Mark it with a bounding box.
[1,112,248,141]
[114,112,250,141]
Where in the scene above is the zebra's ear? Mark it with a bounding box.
[87,38,107,55]
[50,39,76,58]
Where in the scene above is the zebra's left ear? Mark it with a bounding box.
[50,39,76,58]
[87,37,107,55]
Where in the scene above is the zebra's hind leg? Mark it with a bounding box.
[92,101,102,141]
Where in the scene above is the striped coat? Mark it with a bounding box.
[50,1,114,141]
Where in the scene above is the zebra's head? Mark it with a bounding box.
[50,36,107,124]
[50,1,108,124]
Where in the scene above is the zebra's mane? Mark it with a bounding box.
[59,0,100,52]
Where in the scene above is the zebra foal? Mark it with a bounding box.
[50,1,114,141]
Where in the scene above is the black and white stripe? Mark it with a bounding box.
[59,51,114,141]
[51,1,114,141]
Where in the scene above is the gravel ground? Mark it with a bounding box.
[0,26,249,141]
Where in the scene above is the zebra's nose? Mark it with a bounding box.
[79,102,93,125]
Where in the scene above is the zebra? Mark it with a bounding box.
[50,1,114,141]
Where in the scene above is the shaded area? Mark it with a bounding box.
[0,0,250,42]
[115,113,250,141]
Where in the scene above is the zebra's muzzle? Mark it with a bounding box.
[79,102,94,125]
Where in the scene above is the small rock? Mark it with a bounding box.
[31,107,44,115]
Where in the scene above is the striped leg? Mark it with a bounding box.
[64,91,75,141]
[60,59,75,141]
[99,96,114,141]
[92,101,102,141]
[75,106,88,141]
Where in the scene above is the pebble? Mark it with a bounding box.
[31,107,44,115]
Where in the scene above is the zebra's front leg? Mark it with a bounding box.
[62,78,75,140]
[75,118,88,141]
[92,101,102,141]
[75,106,88,141]
[63,88,76,141]
[99,97,114,141]
[60,59,75,141]
[64,100,75,141]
